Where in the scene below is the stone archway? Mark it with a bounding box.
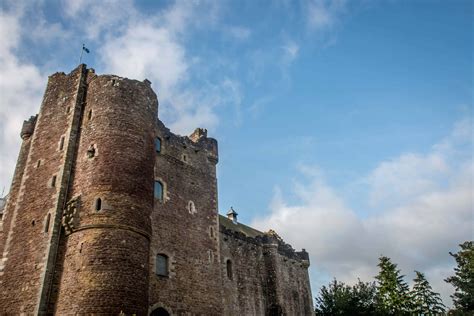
[151,307,170,316]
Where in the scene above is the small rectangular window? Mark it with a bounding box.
[154,181,163,201]
[155,138,161,153]
[156,254,169,276]
[51,175,56,187]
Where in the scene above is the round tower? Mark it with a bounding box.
[55,73,158,314]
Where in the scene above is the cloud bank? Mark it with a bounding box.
[252,118,473,306]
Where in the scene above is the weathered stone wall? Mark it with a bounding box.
[220,217,314,315]
[148,122,223,315]
[0,66,84,313]
[54,73,157,315]
[220,224,267,315]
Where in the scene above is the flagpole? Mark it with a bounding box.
[79,44,84,64]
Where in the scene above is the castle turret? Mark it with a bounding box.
[54,73,158,314]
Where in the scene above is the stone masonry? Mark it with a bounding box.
[0,65,313,315]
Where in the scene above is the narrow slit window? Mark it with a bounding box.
[155,138,161,153]
[51,175,56,187]
[226,259,233,280]
[95,198,102,211]
[37,160,41,168]
[88,110,92,121]
[154,181,163,201]
[44,213,51,233]
[156,254,169,276]
[59,136,65,150]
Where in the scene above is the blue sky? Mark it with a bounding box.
[0,0,472,307]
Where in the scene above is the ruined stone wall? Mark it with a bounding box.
[149,122,223,315]
[0,66,85,313]
[54,73,157,315]
[220,222,314,316]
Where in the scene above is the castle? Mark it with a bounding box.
[0,65,313,315]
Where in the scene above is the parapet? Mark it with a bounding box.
[156,120,219,166]
[219,215,309,264]
[20,115,38,139]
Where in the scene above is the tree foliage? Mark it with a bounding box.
[375,256,411,314]
[314,279,377,315]
[445,241,474,313]
[410,270,446,315]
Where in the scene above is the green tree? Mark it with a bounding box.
[375,256,411,315]
[445,241,474,313]
[314,279,377,315]
[410,270,445,315]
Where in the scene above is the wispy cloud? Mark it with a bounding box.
[227,26,251,40]
[61,0,240,135]
[306,0,346,31]
[282,40,300,63]
[252,118,473,306]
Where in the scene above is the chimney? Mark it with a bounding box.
[226,207,238,224]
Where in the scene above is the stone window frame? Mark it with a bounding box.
[154,179,166,203]
[187,200,196,214]
[155,253,169,277]
[155,137,162,153]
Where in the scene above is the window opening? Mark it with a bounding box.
[95,198,102,211]
[44,213,51,233]
[59,136,65,150]
[226,259,233,280]
[155,138,161,153]
[156,254,169,276]
[88,109,92,121]
[154,181,163,201]
[37,160,41,168]
[51,175,56,187]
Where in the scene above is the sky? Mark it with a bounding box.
[0,0,472,308]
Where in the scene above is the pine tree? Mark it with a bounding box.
[410,270,445,315]
[445,241,474,313]
[375,256,411,315]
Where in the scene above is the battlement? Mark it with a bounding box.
[156,119,219,169]
[219,215,309,264]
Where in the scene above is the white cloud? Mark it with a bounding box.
[306,0,346,31]
[252,118,473,306]
[61,0,137,39]
[101,23,188,95]
[0,9,46,195]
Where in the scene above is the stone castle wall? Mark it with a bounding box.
[0,65,313,315]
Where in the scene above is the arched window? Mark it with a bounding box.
[154,181,163,201]
[155,138,161,153]
[95,198,102,211]
[156,254,169,277]
[226,259,233,280]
